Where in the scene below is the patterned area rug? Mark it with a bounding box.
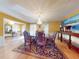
[13,44,67,59]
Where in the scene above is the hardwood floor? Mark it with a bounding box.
[0,36,79,59]
[56,39,79,59]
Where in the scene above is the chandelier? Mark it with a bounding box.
[37,12,42,24]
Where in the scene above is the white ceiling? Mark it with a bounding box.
[0,0,79,23]
[4,18,25,25]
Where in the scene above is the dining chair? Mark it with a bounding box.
[23,31,31,51]
[46,32,57,48]
[36,31,46,54]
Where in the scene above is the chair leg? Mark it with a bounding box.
[30,44,31,51]
[36,45,38,53]
[42,46,46,54]
[24,42,26,46]
[24,44,27,51]
[36,45,41,53]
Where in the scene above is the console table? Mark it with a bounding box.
[58,31,79,49]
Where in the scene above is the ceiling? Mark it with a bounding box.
[0,0,79,23]
[4,18,25,25]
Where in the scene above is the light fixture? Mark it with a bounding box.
[37,18,42,24]
[37,12,42,24]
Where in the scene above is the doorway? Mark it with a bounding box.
[4,18,26,40]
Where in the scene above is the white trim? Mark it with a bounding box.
[0,36,4,47]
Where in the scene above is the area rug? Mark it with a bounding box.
[13,44,68,59]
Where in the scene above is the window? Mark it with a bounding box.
[30,24,49,36]
[43,24,49,36]
[30,24,36,36]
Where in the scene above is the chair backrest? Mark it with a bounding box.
[53,32,57,40]
[49,32,57,41]
[23,31,30,40]
[36,32,45,42]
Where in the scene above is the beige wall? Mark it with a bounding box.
[49,21,61,33]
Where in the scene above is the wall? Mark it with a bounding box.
[49,21,60,33]
[26,23,30,32]
[64,9,79,19]
[0,12,30,46]
[0,12,30,36]
[0,14,3,36]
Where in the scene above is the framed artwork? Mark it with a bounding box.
[5,23,12,34]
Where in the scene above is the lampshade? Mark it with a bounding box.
[37,19,42,24]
